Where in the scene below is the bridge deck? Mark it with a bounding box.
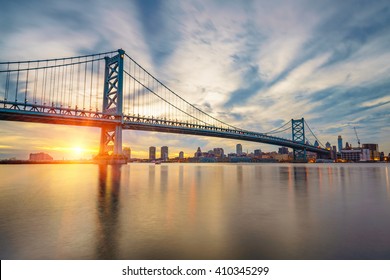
[0,103,329,155]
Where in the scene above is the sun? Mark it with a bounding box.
[73,146,83,155]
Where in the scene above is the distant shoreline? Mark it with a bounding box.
[0,159,94,164]
[0,159,388,165]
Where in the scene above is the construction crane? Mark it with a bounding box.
[353,127,361,148]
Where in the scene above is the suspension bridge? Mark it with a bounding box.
[0,49,330,163]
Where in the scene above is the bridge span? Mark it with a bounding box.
[0,49,330,162]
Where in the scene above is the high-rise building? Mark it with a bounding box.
[213,148,224,158]
[29,152,53,161]
[194,147,202,158]
[236,144,242,156]
[161,146,168,161]
[341,148,370,162]
[362,143,380,160]
[314,140,319,147]
[149,146,156,160]
[338,136,343,152]
[179,151,184,159]
[278,147,288,154]
[325,142,331,150]
[254,149,262,157]
[332,146,337,160]
[123,147,131,160]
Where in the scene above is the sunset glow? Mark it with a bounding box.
[0,0,389,160]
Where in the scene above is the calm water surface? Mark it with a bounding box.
[0,163,389,259]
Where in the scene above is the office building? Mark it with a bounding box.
[254,149,262,157]
[278,147,288,154]
[332,146,337,160]
[29,152,53,161]
[123,147,131,160]
[236,144,242,156]
[213,148,224,158]
[179,151,184,159]
[161,146,168,161]
[341,148,370,162]
[149,146,156,160]
[194,147,202,158]
[338,135,343,152]
[325,142,331,150]
[362,143,380,161]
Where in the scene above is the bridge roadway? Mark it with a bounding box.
[0,101,329,155]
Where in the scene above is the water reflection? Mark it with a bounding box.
[148,165,155,188]
[386,166,390,199]
[237,165,243,185]
[1,163,390,259]
[96,165,121,259]
[293,166,308,191]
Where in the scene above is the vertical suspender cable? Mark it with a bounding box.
[147,73,150,117]
[132,61,136,115]
[63,60,68,107]
[53,60,57,106]
[24,62,29,104]
[15,62,20,102]
[49,61,54,106]
[33,62,39,104]
[128,60,131,115]
[90,59,94,111]
[123,63,126,114]
[137,66,140,116]
[5,63,10,102]
[76,58,81,110]
[83,60,87,110]
[95,56,100,112]
[42,61,48,106]
[143,70,146,117]
[69,59,74,108]
[127,58,131,115]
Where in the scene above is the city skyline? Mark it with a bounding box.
[1,0,390,159]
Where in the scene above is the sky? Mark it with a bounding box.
[0,0,389,159]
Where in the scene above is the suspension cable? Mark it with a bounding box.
[0,50,117,65]
[125,53,242,131]
[305,120,325,147]
[264,120,291,134]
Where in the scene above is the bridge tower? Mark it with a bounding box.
[98,49,125,163]
[292,118,307,162]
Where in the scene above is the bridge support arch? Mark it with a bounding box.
[292,118,307,162]
[96,49,126,164]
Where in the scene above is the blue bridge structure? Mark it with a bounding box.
[0,49,330,163]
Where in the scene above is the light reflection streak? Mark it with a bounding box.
[95,164,121,259]
[386,166,390,199]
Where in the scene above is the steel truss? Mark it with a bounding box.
[292,118,307,161]
[99,50,125,158]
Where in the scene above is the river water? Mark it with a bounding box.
[0,163,389,260]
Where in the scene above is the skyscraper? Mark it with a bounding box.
[338,136,343,153]
[161,146,168,161]
[194,147,202,158]
[179,151,184,159]
[278,147,288,154]
[236,144,242,156]
[213,148,224,158]
[123,147,131,160]
[149,146,156,160]
[254,149,262,157]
